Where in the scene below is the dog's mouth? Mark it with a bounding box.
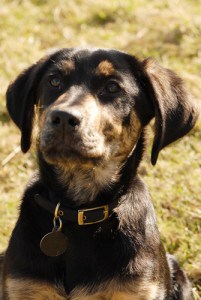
[41,144,104,161]
[39,130,107,165]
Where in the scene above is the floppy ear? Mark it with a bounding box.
[6,57,50,152]
[143,58,199,165]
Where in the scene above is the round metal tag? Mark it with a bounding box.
[40,231,68,257]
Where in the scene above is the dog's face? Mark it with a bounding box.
[6,48,198,169]
[37,49,149,168]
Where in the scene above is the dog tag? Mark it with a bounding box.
[40,230,68,257]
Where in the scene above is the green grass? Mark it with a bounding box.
[0,0,200,297]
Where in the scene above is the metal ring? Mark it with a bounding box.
[58,210,64,217]
[54,202,61,219]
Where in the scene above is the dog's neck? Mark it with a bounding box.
[54,161,123,205]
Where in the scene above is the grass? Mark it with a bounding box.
[0,0,200,297]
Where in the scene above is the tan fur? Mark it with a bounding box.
[5,277,66,300]
[4,277,160,300]
[56,160,122,205]
[58,60,75,75]
[70,279,160,300]
[116,111,142,160]
[96,60,115,76]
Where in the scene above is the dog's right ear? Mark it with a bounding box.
[6,56,50,153]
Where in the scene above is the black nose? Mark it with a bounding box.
[49,110,82,129]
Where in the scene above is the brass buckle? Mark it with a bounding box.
[78,205,109,225]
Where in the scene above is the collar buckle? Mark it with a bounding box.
[78,205,109,225]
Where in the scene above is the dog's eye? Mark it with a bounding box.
[49,77,61,88]
[105,81,121,94]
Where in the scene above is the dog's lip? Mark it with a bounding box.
[41,148,104,167]
[40,143,104,161]
[40,135,105,156]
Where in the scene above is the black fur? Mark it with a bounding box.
[2,48,198,299]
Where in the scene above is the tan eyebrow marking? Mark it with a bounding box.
[96,60,115,76]
[59,60,75,75]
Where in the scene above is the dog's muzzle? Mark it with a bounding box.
[39,107,106,161]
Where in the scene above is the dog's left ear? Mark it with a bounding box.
[6,57,49,153]
[143,58,199,165]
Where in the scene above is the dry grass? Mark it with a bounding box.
[0,0,200,297]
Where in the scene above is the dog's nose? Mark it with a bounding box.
[50,110,82,130]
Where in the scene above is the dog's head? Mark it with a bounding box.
[6,48,198,168]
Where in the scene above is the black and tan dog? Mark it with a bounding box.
[1,48,198,299]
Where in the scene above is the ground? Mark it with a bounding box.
[0,0,200,298]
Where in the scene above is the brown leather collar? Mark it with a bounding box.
[34,194,117,225]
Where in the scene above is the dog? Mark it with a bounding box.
[1,48,198,299]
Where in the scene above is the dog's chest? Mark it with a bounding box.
[6,278,161,300]
[70,283,161,300]
[5,277,161,300]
